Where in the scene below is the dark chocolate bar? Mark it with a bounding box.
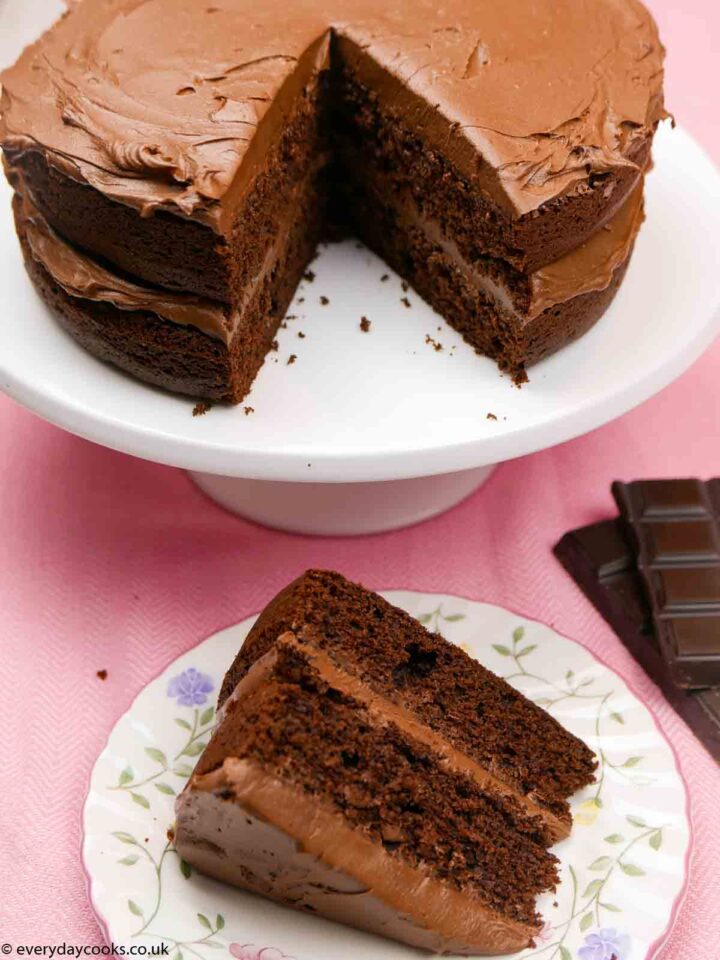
[612,479,720,689]
[554,518,720,762]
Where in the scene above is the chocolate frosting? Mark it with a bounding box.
[175,758,538,955]
[0,0,665,232]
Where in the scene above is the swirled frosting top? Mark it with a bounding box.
[0,0,665,233]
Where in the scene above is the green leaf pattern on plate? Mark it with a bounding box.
[109,701,217,808]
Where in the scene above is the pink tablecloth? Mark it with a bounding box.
[1,0,719,954]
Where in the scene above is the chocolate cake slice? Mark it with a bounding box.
[174,635,561,955]
[0,0,667,401]
[217,570,597,842]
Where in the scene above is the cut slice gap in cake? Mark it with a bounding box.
[1,0,665,402]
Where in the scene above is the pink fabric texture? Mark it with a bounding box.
[0,0,718,953]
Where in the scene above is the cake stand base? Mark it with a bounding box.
[189,465,496,535]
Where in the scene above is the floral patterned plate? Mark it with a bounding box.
[82,593,691,960]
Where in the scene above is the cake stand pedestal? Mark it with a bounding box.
[190,465,495,535]
[2,124,720,536]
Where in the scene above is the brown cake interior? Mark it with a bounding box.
[219,570,597,812]
[198,642,559,929]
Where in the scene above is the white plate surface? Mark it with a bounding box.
[2,124,720,482]
[83,592,691,960]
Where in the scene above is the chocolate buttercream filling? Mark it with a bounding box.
[15,190,234,341]
[529,181,645,319]
[378,179,645,324]
[176,758,540,955]
[16,173,644,340]
[13,179,319,342]
[223,634,570,843]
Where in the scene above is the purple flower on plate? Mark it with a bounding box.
[229,947,295,960]
[578,928,631,960]
[167,667,214,707]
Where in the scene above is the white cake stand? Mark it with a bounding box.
[2,124,720,535]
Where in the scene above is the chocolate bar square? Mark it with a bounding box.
[554,518,720,762]
[613,479,720,688]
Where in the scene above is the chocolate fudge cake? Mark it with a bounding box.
[0,0,666,401]
[173,571,596,953]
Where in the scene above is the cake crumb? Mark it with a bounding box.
[96,669,108,681]
[401,281,409,292]
[319,295,330,305]
[298,297,305,304]
[486,412,497,421]
[380,273,389,282]
[303,269,316,283]
[244,406,255,416]
[286,314,297,320]
[425,334,443,352]
[360,316,371,332]
[297,330,306,338]
[270,339,279,350]
[401,296,411,308]
[192,401,212,417]
[287,354,297,365]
